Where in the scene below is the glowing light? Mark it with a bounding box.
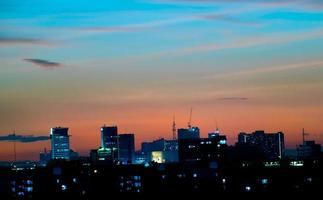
[61,184,67,191]
[25,187,33,192]
[261,178,268,185]
[290,160,304,167]
[264,161,280,167]
[151,151,165,163]
[219,140,226,145]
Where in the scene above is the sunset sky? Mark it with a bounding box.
[1,0,323,161]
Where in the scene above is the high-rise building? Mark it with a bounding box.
[119,134,135,164]
[50,127,70,160]
[178,135,227,163]
[99,125,119,161]
[178,127,200,140]
[39,148,51,166]
[237,130,284,160]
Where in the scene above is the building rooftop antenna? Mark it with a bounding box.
[188,107,192,129]
[302,128,309,145]
[214,118,220,134]
[172,114,176,140]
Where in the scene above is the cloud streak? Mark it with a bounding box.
[23,58,62,69]
[217,97,248,101]
[141,28,323,60]
[0,134,50,143]
[152,0,323,11]
[0,37,51,46]
[203,60,323,81]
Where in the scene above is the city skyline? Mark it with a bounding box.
[0,122,316,161]
[1,0,323,161]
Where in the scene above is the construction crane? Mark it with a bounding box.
[188,107,192,129]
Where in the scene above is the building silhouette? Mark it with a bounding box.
[178,135,227,163]
[238,130,284,160]
[119,134,135,164]
[98,125,119,161]
[50,127,70,160]
[297,141,321,159]
[141,138,179,163]
[177,127,200,140]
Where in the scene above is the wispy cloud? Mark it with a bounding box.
[144,28,323,59]
[74,8,258,35]
[194,13,260,27]
[217,97,248,101]
[204,60,323,81]
[152,0,323,11]
[0,134,49,143]
[0,37,51,46]
[23,58,62,69]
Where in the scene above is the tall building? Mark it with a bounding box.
[119,134,135,164]
[39,148,51,166]
[237,130,284,160]
[99,125,119,161]
[50,127,70,160]
[178,135,227,163]
[177,127,200,140]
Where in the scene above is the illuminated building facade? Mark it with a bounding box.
[100,125,119,161]
[50,127,70,160]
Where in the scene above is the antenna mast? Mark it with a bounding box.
[172,115,176,140]
[188,108,192,129]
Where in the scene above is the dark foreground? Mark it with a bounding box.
[0,159,322,200]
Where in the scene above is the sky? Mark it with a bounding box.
[1,0,323,161]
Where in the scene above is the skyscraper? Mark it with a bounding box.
[178,136,227,163]
[119,134,135,164]
[99,125,119,161]
[237,130,284,160]
[50,127,70,160]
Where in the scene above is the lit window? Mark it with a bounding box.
[219,140,226,145]
[261,178,268,185]
[61,184,67,191]
[25,187,33,192]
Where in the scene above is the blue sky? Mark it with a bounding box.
[1,0,323,160]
